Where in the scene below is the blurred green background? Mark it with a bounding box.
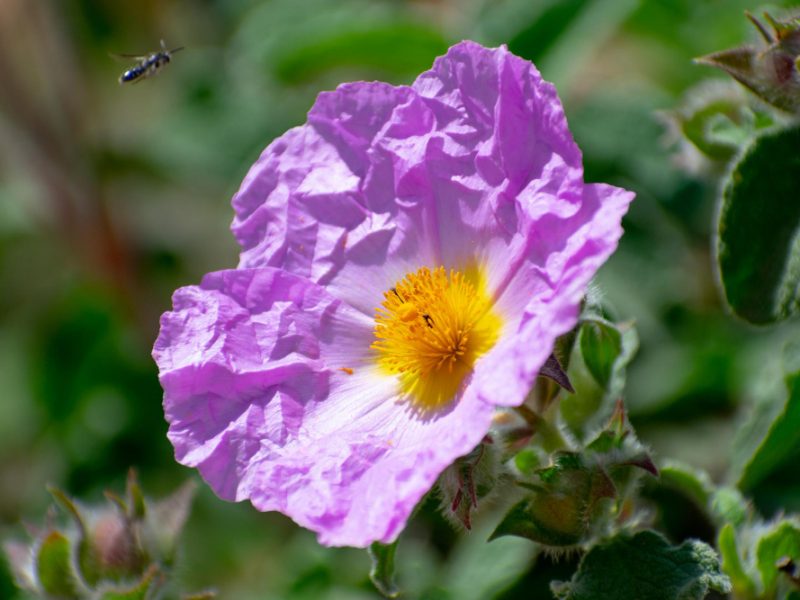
[1,1,798,598]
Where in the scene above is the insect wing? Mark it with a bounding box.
[109,52,150,61]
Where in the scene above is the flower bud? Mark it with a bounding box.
[696,12,800,114]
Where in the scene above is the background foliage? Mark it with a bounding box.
[1,1,798,598]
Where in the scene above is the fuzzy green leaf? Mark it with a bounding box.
[551,530,731,599]
[716,125,800,324]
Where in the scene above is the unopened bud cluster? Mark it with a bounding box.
[2,470,210,600]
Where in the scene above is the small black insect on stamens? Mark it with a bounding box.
[423,314,434,328]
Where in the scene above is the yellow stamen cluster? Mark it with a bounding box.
[372,266,501,410]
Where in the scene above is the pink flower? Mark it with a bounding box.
[153,41,634,547]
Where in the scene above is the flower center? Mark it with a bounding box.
[372,266,502,410]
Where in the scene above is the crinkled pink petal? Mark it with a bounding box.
[154,268,494,546]
[232,83,438,316]
[230,42,588,313]
[473,183,635,406]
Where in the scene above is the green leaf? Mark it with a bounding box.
[734,342,800,491]
[756,520,800,594]
[716,125,800,323]
[36,531,80,598]
[551,530,731,600]
[368,541,399,599]
[718,523,758,599]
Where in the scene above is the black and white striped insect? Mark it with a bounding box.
[116,40,183,84]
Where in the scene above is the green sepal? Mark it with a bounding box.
[144,479,197,566]
[368,541,399,599]
[36,530,80,598]
[126,469,147,521]
[48,486,101,587]
[96,564,159,600]
[584,400,658,478]
[437,439,503,531]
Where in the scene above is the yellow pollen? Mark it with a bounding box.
[372,266,502,410]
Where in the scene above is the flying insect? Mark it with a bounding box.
[116,40,183,84]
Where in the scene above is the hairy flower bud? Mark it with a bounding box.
[696,12,800,114]
[87,511,143,580]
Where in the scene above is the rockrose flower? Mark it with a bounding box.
[153,41,634,547]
